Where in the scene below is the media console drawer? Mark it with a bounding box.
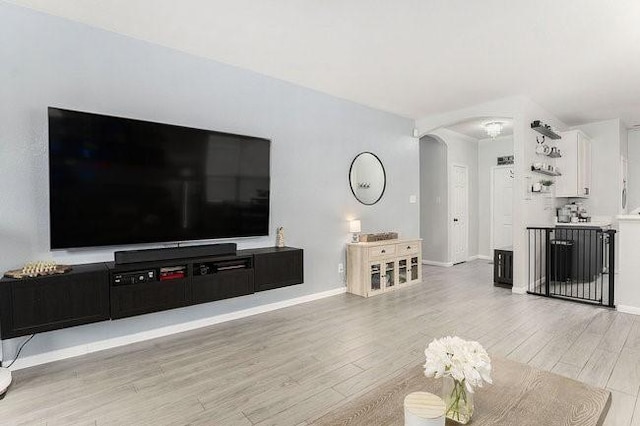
[192,271,254,304]
[251,248,304,292]
[0,263,109,339]
[192,256,254,304]
[110,278,189,320]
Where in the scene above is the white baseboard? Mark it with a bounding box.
[511,286,527,294]
[422,259,454,268]
[477,255,492,261]
[8,287,347,371]
[617,305,640,316]
[422,256,487,266]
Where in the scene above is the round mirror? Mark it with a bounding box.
[349,152,386,205]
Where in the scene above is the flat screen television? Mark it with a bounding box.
[48,107,270,249]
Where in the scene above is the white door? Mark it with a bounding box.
[491,167,513,250]
[452,165,468,264]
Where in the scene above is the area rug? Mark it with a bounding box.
[313,357,611,426]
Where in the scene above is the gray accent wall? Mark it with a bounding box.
[0,3,419,362]
[419,136,448,263]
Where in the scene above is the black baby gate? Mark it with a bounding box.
[527,227,615,307]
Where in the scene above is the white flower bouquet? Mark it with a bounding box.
[423,336,492,423]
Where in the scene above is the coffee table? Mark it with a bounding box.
[313,357,611,425]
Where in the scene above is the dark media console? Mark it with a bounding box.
[0,246,303,339]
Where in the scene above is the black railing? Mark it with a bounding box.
[527,226,615,307]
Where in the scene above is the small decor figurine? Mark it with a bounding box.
[423,336,492,424]
[276,227,285,248]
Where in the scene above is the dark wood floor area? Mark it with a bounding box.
[2,261,639,425]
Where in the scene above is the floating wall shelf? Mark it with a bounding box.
[531,120,562,140]
[531,166,561,176]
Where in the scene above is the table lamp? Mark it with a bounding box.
[349,220,362,242]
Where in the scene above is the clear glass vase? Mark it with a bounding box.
[442,377,474,424]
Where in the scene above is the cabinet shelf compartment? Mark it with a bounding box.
[194,257,252,276]
[159,265,187,281]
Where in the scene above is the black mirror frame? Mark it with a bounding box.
[348,151,386,206]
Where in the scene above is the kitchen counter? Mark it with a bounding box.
[555,216,612,229]
[617,215,640,221]
[555,222,611,228]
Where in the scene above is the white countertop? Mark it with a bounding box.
[617,215,640,222]
[555,215,612,228]
[555,222,612,228]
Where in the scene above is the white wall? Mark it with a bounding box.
[419,136,448,263]
[628,130,640,212]
[478,136,514,257]
[0,4,420,366]
[431,128,479,260]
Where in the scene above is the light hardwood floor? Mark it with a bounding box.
[2,260,639,425]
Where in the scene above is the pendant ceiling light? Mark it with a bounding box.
[485,122,503,139]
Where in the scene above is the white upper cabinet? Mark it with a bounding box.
[556,130,592,198]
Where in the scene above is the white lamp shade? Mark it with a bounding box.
[349,220,362,233]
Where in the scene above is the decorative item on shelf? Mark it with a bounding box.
[535,136,551,154]
[424,336,492,424]
[531,120,561,140]
[358,231,398,242]
[540,179,554,192]
[532,181,542,192]
[349,220,361,242]
[276,227,285,247]
[496,155,514,166]
[484,121,503,139]
[404,392,446,426]
[548,146,562,158]
[531,164,561,176]
[4,261,72,279]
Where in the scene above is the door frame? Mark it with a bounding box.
[450,163,469,264]
[490,165,514,253]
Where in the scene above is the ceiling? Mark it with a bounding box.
[8,0,640,126]
[446,118,513,140]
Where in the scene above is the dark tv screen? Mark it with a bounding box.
[48,107,270,249]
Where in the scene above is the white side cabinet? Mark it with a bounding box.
[346,239,422,297]
[556,130,592,198]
